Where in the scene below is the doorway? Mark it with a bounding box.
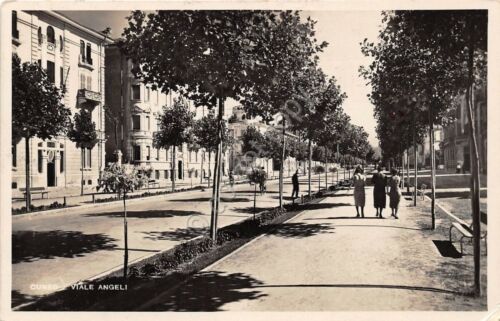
[178,160,183,179]
[47,162,56,186]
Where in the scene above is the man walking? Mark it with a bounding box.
[291,169,300,199]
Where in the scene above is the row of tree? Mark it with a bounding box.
[120,10,378,242]
[360,10,486,296]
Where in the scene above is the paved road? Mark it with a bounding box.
[12,174,330,305]
[146,187,485,311]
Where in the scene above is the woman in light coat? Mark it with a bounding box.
[352,165,366,218]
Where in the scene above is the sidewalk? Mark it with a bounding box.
[145,187,487,311]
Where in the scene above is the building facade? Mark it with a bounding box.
[104,44,229,187]
[441,87,487,173]
[12,11,112,191]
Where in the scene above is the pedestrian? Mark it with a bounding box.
[259,167,267,195]
[229,171,234,187]
[371,165,386,218]
[388,168,402,219]
[291,169,299,199]
[456,162,462,174]
[352,165,366,218]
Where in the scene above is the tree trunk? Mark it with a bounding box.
[466,19,481,297]
[413,111,418,206]
[406,149,410,194]
[81,148,84,196]
[279,119,286,209]
[172,145,176,192]
[24,137,31,210]
[209,97,224,241]
[429,105,436,230]
[208,152,211,188]
[253,182,257,220]
[324,147,328,190]
[200,150,204,185]
[308,139,312,197]
[123,192,128,280]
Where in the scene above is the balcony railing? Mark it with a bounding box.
[77,89,102,106]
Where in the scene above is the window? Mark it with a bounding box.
[38,150,43,173]
[156,148,160,160]
[146,146,151,161]
[59,36,64,52]
[12,144,17,167]
[132,85,141,100]
[38,27,42,45]
[86,43,92,65]
[155,170,160,180]
[80,40,85,61]
[87,75,92,90]
[132,115,141,130]
[146,116,150,130]
[12,11,19,39]
[83,148,92,168]
[80,74,86,89]
[164,170,168,179]
[134,145,141,161]
[46,26,55,44]
[145,87,150,102]
[46,61,55,84]
[60,151,64,173]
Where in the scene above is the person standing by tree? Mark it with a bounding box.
[291,169,300,199]
[371,165,387,218]
[352,165,366,218]
[389,168,402,219]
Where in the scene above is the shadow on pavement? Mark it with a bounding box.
[149,271,267,311]
[269,222,334,238]
[143,228,208,242]
[304,216,381,220]
[433,190,487,199]
[12,230,118,264]
[221,190,279,194]
[84,210,203,218]
[252,283,462,295]
[169,197,250,203]
[327,224,422,231]
[11,290,42,308]
[433,240,463,258]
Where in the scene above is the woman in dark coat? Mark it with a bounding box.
[371,165,386,218]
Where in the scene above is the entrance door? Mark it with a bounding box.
[47,162,56,186]
[463,146,471,173]
[178,160,183,179]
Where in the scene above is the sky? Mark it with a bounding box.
[62,10,383,146]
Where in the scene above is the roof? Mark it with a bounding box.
[45,11,114,43]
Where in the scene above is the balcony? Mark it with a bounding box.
[78,54,94,70]
[77,89,102,107]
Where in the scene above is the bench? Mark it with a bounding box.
[147,180,160,189]
[449,211,487,255]
[19,187,48,200]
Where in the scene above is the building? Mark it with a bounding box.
[407,126,444,169]
[104,44,229,186]
[441,87,487,173]
[11,11,112,191]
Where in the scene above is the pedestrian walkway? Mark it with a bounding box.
[146,187,486,311]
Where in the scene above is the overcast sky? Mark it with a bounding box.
[62,10,382,146]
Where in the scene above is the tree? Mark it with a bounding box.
[68,110,98,195]
[192,111,233,188]
[100,163,140,280]
[247,168,267,218]
[12,54,71,210]
[121,10,285,241]
[153,99,195,192]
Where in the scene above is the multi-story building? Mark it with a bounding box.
[11,11,112,191]
[441,87,487,173]
[104,44,229,186]
[407,126,444,169]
